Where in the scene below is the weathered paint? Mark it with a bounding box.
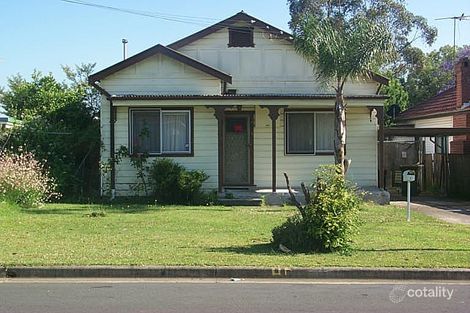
[101,103,378,196]
[98,19,383,196]
[177,28,379,96]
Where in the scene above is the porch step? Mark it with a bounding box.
[218,198,263,206]
[218,190,263,206]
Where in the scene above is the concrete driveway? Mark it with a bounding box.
[391,197,470,225]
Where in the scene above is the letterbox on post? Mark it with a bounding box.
[402,170,415,222]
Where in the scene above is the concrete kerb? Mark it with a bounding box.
[3,266,470,281]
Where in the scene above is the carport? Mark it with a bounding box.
[381,127,470,196]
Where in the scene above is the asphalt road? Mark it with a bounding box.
[0,279,468,313]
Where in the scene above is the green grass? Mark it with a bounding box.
[1,201,469,268]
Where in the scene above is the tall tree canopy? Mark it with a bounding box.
[288,0,437,76]
[0,65,100,199]
[405,45,470,107]
[294,14,394,173]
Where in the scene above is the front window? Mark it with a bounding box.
[130,109,191,155]
[285,111,334,155]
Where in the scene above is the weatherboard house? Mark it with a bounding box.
[89,12,388,198]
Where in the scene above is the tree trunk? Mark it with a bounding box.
[334,89,347,176]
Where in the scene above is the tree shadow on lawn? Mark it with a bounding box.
[22,204,156,215]
[209,244,470,256]
[357,248,470,252]
[208,243,279,255]
[22,204,237,215]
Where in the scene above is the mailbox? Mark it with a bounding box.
[402,170,416,182]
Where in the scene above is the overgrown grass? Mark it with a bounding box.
[0,202,469,268]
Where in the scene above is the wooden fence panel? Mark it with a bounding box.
[448,154,470,197]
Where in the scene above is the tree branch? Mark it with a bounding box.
[284,172,306,219]
[301,182,311,204]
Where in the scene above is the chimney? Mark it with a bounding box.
[451,57,470,154]
[455,57,470,109]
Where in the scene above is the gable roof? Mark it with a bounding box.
[398,87,457,120]
[167,11,388,86]
[168,11,294,50]
[89,11,388,91]
[88,44,232,84]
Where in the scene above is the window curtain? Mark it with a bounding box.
[287,113,314,153]
[162,112,189,152]
[132,111,160,153]
[316,113,334,151]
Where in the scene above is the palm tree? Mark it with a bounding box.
[294,15,394,175]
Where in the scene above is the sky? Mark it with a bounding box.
[1,0,470,89]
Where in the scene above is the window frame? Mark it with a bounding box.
[285,110,335,156]
[128,107,193,157]
[228,27,255,48]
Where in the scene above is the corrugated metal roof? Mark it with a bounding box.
[110,94,388,100]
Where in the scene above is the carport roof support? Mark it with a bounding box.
[384,128,470,137]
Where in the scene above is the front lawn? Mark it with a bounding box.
[1,202,469,268]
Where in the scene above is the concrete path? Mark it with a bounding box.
[391,198,470,225]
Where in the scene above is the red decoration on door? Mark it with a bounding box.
[233,123,244,133]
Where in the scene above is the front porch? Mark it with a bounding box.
[107,102,384,197]
[217,186,390,206]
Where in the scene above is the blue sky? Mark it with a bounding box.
[1,0,469,88]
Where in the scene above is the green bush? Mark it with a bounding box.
[272,165,361,253]
[149,158,209,204]
[0,151,59,207]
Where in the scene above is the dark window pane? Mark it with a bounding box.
[228,27,254,47]
[287,113,314,154]
[132,111,160,154]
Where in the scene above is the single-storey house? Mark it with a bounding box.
[396,57,470,155]
[89,11,388,197]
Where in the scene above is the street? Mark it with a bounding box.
[0,279,468,313]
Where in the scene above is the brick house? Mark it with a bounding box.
[397,57,470,154]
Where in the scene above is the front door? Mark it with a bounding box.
[223,113,253,186]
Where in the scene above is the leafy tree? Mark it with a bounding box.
[294,15,393,174]
[287,0,437,76]
[62,63,101,116]
[405,45,470,107]
[0,66,100,199]
[381,77,409,125]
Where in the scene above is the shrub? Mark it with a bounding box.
[149,158,209,204]
[0,151,59,207]
[272,165,361,253]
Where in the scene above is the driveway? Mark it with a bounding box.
[391,197,470,225]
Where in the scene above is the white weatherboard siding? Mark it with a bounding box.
[97,17,383,195]
[111,106,218,195]
[411,116,453,154]
[254,106,377,188]
[177,28,379,96]
[103,102,378,196]
[100,53,221,96]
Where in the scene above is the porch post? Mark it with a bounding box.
[376,106,385,189]
[207,105,232,193]
[260,105,288,192]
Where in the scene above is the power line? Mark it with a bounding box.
[60,0,218,26]
[59,0,291,39]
